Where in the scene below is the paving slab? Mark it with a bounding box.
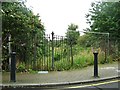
[1,62,119,86]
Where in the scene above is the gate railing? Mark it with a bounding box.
[18,31,110,71]
[31,32,73,71]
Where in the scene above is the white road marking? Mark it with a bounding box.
[38,71,48,74]
[100,67,116,70]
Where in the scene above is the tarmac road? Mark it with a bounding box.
[64,78,119,90]
[1,78,120,90]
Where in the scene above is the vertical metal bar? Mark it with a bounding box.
[48,34,50,70]
[68,33,71,65]
[59,36,61,60]
[51,32,54,70]
[47,34,49,70]
[33,34,37,70]
[40,36,42,70]
[54,35,56,62]
[67,36,70,64]
[61,36,63,61]
[42,34,44,70]
[104,35,107,62]
[43,34,45,70]
[29,34,31,69]
[10,52,16,82]
[93,52,98,77]
[107,33,109,62]
[46,34,48,70]
[32,32,34,69]
[8,34,11,71]
[118,38,120,58]
[60,36,61,62]
[66,37,68,61]
[44,34,46,70]
[60,36,61,61]
[70,42,73,66]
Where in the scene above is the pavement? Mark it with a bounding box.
[1,61,120,87]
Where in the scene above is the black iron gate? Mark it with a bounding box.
[2,31,110,72]
[31,32,73,71]
[15,31,110,71]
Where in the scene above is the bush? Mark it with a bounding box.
[54,59,71,71]
[17,63,26,72]
[73,50,94,69]
[54,53,61,61]
[98,50,106,64]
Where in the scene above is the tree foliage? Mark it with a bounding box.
[86,1,120,56]
[66,23,80,45]
[2,1,45,68]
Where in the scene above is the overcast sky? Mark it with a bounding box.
[25,0,99,36]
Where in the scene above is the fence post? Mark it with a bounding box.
[51,32,54,70]
[10,52,16,82]
[8,34,11,71]
[93,51,98,77]
[70,41,73,66]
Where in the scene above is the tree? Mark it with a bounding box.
[2,1,45,70]
[86,1,120,57]
[65,23,80,66]
[66,23,80,45]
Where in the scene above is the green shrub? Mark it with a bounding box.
[54,59,71,71]
[54,53,61,61]
[28,68,37,73]
[107,55,114,63]
[98,50,106,64]
[17,63,26,72]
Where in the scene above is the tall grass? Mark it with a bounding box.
[16,46,115,72]
[73,48,94,69]
[54,46,113,71]
[54,59,71,71]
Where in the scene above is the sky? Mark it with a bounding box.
[25,0,99,36]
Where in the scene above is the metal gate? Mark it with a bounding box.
[31,32,73,71]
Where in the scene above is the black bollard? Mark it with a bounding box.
[10,52,16,82]
[93,51,98,77]
[51,32,54,70]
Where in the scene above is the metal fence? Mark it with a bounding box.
[2,31,114,71]
[30,32,73,71]
[25,31,111,71]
